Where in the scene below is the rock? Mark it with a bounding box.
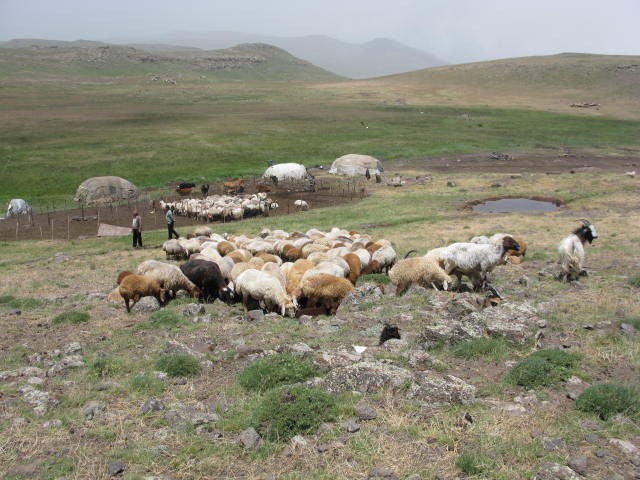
[518,276,530,286]
[140,398,165,414]
[594,449,605,458]
[321,361,414,394]
[408,372,476,405]
[164,405,218,426]
[407,350,446,370]
[42,419,62,429]
[542,436,567,451]
[353,401,377,420]
[239,427,262,450]
[620,323,639,336]
[297,314,313,325]
[246,310,265,322]
[162,341,204,359]
[379,338,408,352]
[9,308,21,315]
[63,342,82,355]
[82,400,106,420]
[343,419,360,433]
[131,296,160,313]
[182,303,205,317]
[531,462,582,480]
[317,443,329,453]
[446,180,457,187]
[488,400,528,416]
[406,475,422,480]
[580,419,602,430]
[18,385,57,417]
[314,349,362,372]
[608,438,640,456]
[583,433,603,445]
[290,435,308,450]
[13,417,29,426]
[566,456,589,475]
[26,376,44,385]
[367,466,397,479]
[6,463,40,478]
[192,314,212,324]
[537,319,548,328]
[337,283,384,312]
[108,460,126,475]
[235,344,263,359]
[87,292,107,300]
[275,342,314,358]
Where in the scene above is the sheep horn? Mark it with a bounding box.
[578,218,591,226]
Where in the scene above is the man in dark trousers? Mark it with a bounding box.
[164,205,179,239]
[131,210,143,248]
[200,183,209,198]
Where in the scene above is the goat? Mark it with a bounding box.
[557,219,598,282]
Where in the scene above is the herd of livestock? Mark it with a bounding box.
[112,219,598,316]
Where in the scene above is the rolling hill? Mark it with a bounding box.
[0,39,342,82]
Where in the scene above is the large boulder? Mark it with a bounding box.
[263,163,309,181]
[74,176,138,205]
[6,199,32,217]
[329,154,383,176]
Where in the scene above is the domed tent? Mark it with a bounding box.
[263,163,309,181]
[6,199,32,217]
[74,176,138,205]
[329,154,383,176]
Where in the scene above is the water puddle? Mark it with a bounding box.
[472,197,561,213]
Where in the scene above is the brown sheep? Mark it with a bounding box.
[226,249,252,264]
[116,270,134,285]
[285,259,315,295]
[295,273,354,314]
[507,236,528,257]
[217,241,236,257]
[118,274,165,313]
[282,244,304,262]
[255,252,281,265]
[388,257,452,296]
[342,253,362,285]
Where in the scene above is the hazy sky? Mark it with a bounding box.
[1,0,638,63]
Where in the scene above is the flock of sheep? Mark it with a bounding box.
[159,193,279,222]
[111,219,598,316]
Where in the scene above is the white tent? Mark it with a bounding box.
[74,176,138,205]
[263,163,309,181]
[6,199,32,218]
[329,154,383,176]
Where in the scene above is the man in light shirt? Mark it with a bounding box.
[164,205,179,239]
[131,210,142,248]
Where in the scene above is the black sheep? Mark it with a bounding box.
[379,323,401,345]
[180,259,233,303]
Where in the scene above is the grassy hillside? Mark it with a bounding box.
[0,40,341,82]
[326,53,640,119]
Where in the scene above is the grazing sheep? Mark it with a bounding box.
[558,219,598,281]
[295,273,354,314]
[216,240,236,256]
[362,244,397,274]
[388,257,452,295]
[262,262,287,290]
[193,226,213,237]
[281,244,304,262]
[255,252,282,265]
[235,269,297,317]
[118,274,165,313]
[162,239,186,259]
[226,249,252,264]
[116,270,134,285]
[294,199,310,211]
[342,253,362,284]
[137,260,201,299]
[180,259,233,303]
[230,262,254,285]
[285,259,315,295]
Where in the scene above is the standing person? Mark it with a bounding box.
[165,205,179,239]
[200,183,209,198]
[131,210,143,248]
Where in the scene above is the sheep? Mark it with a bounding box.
[230,262,254,285]
[226,249,252,263]
[281,243,304,262]
[362,244,397,274]
[261,262,287,290]
[285,259,315,295]
[302,242,330,258]
[255,252,282,265]
[193,226,213,237]
[216,240,236,256]
[137,260,201,299]
[180,259,233,303]
[294,273,354,314]
[557,219,598,282]
[437,236,521,290]
[388,257,452,295]
[199,245,223,262]
[342,253,362,285]
[162,239,186,259]
[294,199,310,210]
[352,248,371,270]
[116,270,134,285]
[118,274,165,313]
[472,233,528,259]
[235,269,297,317]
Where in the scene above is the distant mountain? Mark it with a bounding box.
[0,39,342,82]
[108,31,447,78]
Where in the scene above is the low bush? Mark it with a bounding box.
[451,336,511,361]
[134,310,184,330]
[576,383,640,420]
[621,317,640,330]
[155,354,201,377]
[0,295,42,310]
[128,375,167,396]
[251,385,336,442]
[455,452,493,475]
[51,311,90,325]
[357,273,391,285]
[238,353,319,392]
[505,349,580,389]
[87,357,125,378]
[628,274,640,288]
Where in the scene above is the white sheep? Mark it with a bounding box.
[558,220,598,281]
[294,199,310,211]
[389,257,452,295]
[235,269,297,317]
[137,260,201,299]
[162,239,186,259]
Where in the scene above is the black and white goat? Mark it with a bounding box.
[557,219,598,281]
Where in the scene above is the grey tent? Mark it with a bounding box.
[6,199,32,217]
[74,176,138,205]
[329,154,383,176]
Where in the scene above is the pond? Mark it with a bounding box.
[472,197,561,213]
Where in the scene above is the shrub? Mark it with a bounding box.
[0,296,42,310]
[455,452,493,475]
[128,375,166,396]
[357,273,390,285]
[51,311,90,325]
[238,353,319,392]
[628,274,640,288]
[134,310,184,330]
[87,357,125,378]
[621,317,640,330]
[576,384,640,420]
[251,385,336,442]
[451,336,511,361]
[155,354,201,377]
[505,349,580,389]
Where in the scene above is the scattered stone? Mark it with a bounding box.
[9,308,21,315]
[18,385,58,417]
[140,398,165,414]
[314,349,362,372]
[108,460,126,475]
[275,342,314,358]
[164,405,218,426]
[182,303,205,317]
[531,462,582,480]
[192,314,212,324]
[408,372,476,405]
[235,344,264,359]
[297,314,313,325]
[87,292,107,300]
[82,400,106,420]
[608,438,639,456]
[594,449,605,458]
[239,427,262,450]
[43,419,62,429]
[537,319,548,328]
[542,436,567,451]
[367,466,397,480]
[63,342,82,355]
[407,350,446,370]
[566,456,589,475]
[580,419,601,430]
[321,361,413,394]
[13,417,29,426]
[338,283,384,312]
[131,296,161,313]
[246,310,265,322]
[162,341,205,359]
[621,323,639,336]
[583,433,603,445]
[491,182,505,188]
[26,376,44,385]
[488,400,528,416]
[96,384,108,391]
[317,443,329,453]
[6,463,40,478]
[406,475,422,480]
[353,401,377,420]
[290,435,308,450]
[446,180,457,187]
[343,419,360,433]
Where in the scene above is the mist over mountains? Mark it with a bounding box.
[108,31,447,79]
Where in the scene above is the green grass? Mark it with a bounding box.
[0,295,42,310]
[128,375,167,396]
[86,356,126,378]
[250,385,337,442]
[621,317,640,330]
[505,349,581,389]
[134,310,185,330]
[455,452,494,476]
[451,336,512,362]
[576,384,640,420]
[155,354,201,377]
[238,353,319,392]
[627,274,640,288]
[51,311,90,325]
[357,273,391,285]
